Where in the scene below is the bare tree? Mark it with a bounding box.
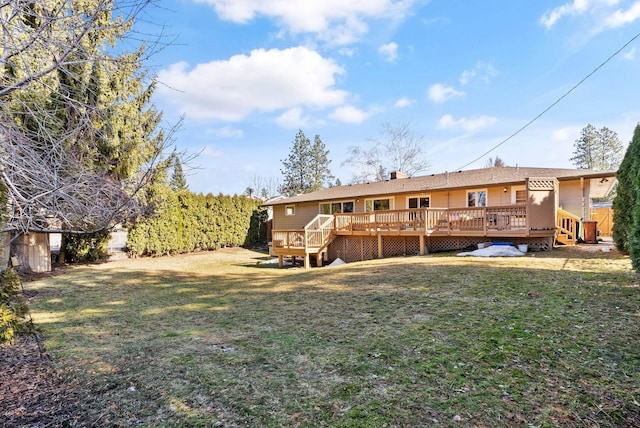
[0,0,172,234]
[485,156,506,167]
[344,121,430,183]
[246,173,281,199]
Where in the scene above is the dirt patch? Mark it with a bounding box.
[0,336,88,427]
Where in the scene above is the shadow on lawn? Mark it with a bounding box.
[21,246,640,427]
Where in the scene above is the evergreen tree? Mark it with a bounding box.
[0,0,168,234]
[278,130,333,196]
[571,124,624,170]
[613,124,640,254]
[310,135,334,192]
[170,154,188,191]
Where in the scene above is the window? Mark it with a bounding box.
[319,201,355,214]
[285,205,295,216]
[408,196,430,209]
[514,188,526,204]
[467,190,487,207]
[343,201,354,213]
[365,198,392,212]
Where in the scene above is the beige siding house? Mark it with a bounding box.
[263,166,616,268]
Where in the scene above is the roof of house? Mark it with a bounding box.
[262,166,617,206]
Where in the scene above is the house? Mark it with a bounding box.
[262,166,617,268]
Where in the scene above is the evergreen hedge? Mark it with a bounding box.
[613,124,640,255]
[127,191,266,257]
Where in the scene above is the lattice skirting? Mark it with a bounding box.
[328,236,378,263]
[326,235,553,264]
[425,236,552,253]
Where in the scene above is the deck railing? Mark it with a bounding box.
[305,214,334,249]
[273,205,541,252]
[272,230,306,249]
[557,208,580,245]
[333,205,528,234]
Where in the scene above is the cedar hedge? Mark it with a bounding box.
[127,191,266,257]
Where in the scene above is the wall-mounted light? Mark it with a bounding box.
[503,187,508,193]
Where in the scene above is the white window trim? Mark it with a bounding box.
[406,194,431,209]
[466,189,488,207]
[285,205,295,216]
[364,197,395,212]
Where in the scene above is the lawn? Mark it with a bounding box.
[22,246,640,427]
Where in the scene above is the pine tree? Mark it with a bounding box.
[170,155,189,191]
[310,135,334,192]
[570,124,623,170]
[613,123,640,254]
[278,130,333,196]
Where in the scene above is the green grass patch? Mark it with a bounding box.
[26,246,640,427]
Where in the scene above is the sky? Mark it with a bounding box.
[141,0,640,196]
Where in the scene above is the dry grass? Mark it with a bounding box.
[25,246,640,427]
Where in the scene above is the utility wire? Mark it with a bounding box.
[456,29,640,171]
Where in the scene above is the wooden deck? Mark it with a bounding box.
[270,205,563,268]
[332,206,530,237]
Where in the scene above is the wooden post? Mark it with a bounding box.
[377,235,383,258]
[419,235,425,255]
[278,255,283,268]
[304,253,310,269]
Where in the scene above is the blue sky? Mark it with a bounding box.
[144,0,640,196]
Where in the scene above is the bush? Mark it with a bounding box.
[62,231,111,263]
[0,268,31,344]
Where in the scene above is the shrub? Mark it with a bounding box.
[0,268,30,344]
[62,231,111,263]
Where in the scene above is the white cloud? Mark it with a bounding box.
[276,107,311,128]
[394,97,415,108]
[379,42,398,62]
[428,83,464,103]
[540,0,591,29]
[338,47,358,57]
[604,1,640,27]
[437,114,497,132]
[539,0,639,30]
[157,46,347,121]
[209,126,244,138]
[198,0,416,45]
[459,69,476,86]
[459,62,498,86]
[623,46,637,59]
[329,105,370,123]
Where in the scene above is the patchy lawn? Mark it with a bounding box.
[7,246,640,427]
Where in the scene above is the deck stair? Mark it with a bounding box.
[556,208,579,245]
[304,214,336,264]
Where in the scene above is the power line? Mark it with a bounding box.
[456,29,640,171]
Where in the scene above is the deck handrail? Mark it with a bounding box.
[304,214,335,250]
[273,205,536,251]
[557,208,580,244]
